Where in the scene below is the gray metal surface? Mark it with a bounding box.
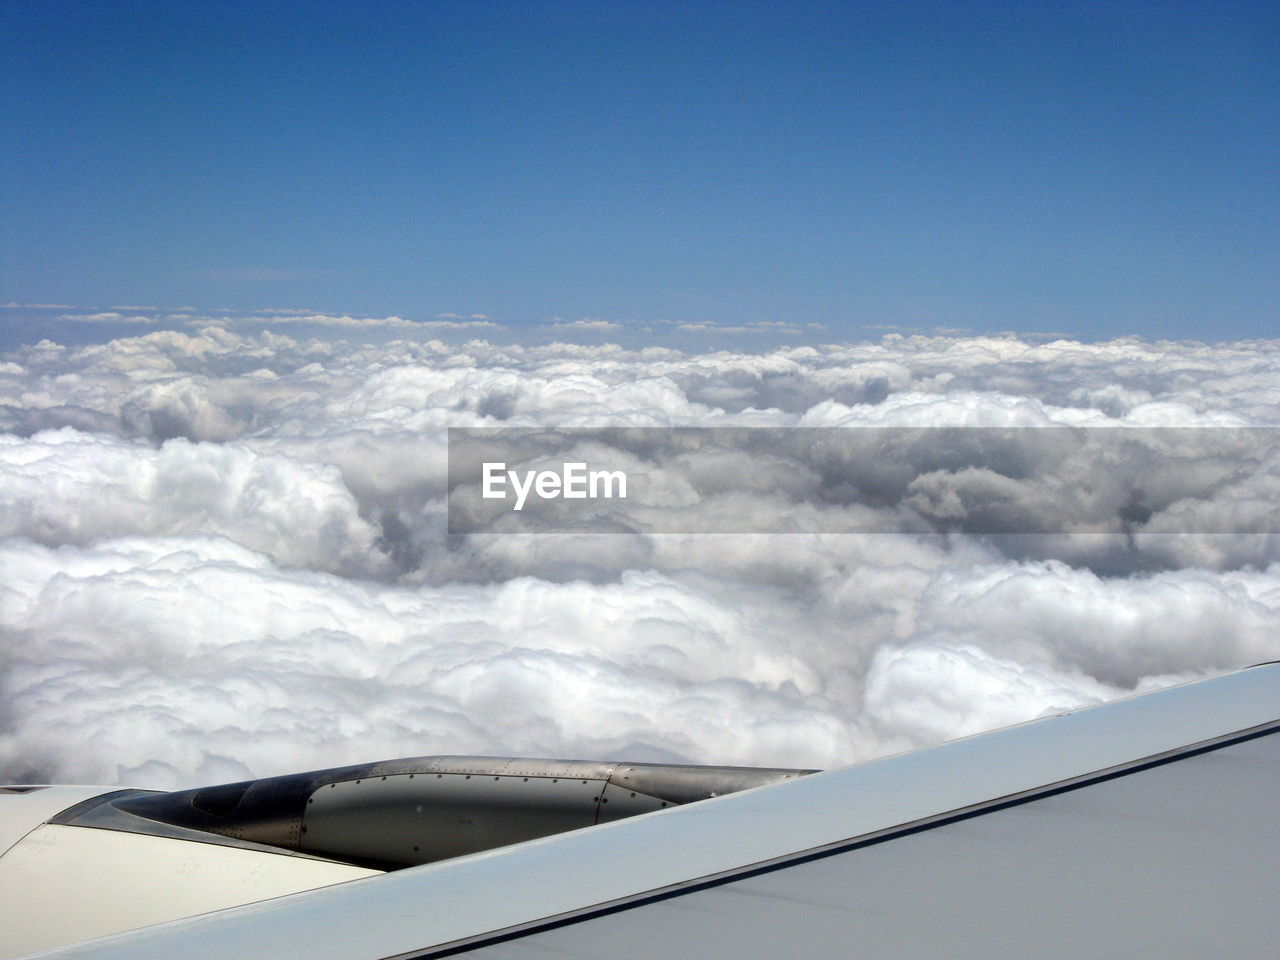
[304,773,604,865]
[596,781,668,824]
[49,790,345,861]
[43,664,1280,960]
[455,726,1280,960]
[106,756,812,868]
[302,760,810,866]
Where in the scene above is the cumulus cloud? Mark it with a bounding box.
[0,537,853,785]
[57,311,159,324]
[1,323,1280,789]
[239,312,418,328]
[418,319,501,330]
[0,430,389,576]
[677,320,806,335]
[549,318,624,331]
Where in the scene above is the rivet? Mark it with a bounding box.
[602,798,608,803]
[413,845,420,852]
[437,774,442,778]
[465,775,471,779]
[494,776,499,781]
[630,792,636,797]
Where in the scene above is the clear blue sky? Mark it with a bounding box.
[3,0,1277,340]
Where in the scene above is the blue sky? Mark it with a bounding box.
[3,0,1277,341]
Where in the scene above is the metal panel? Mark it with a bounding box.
[50,789,351,860]
[107,756,810,867]
[604,762,809,805]
[595,762,810,823]
[303,772,603,865]
[456,728,1280,960]
[43,665,1280,960]
[0,824,380,960]
[0,785,113,858]
[596,782,668,823]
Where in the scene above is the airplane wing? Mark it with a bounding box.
[4,663,1278,959]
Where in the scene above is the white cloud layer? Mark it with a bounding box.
[2,325,1279,788]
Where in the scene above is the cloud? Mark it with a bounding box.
[224,312,501,329]
[57,311,159,324]
[863,642,1119,746]
[0,538,858,785]
[549,319,623,331]
[0,430,390,577]
[1,324,1279,789]
[677,320,805,335]
[238,312,417,328]
[418,319,501,329]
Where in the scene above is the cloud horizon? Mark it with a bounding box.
[2,324,1278,789]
